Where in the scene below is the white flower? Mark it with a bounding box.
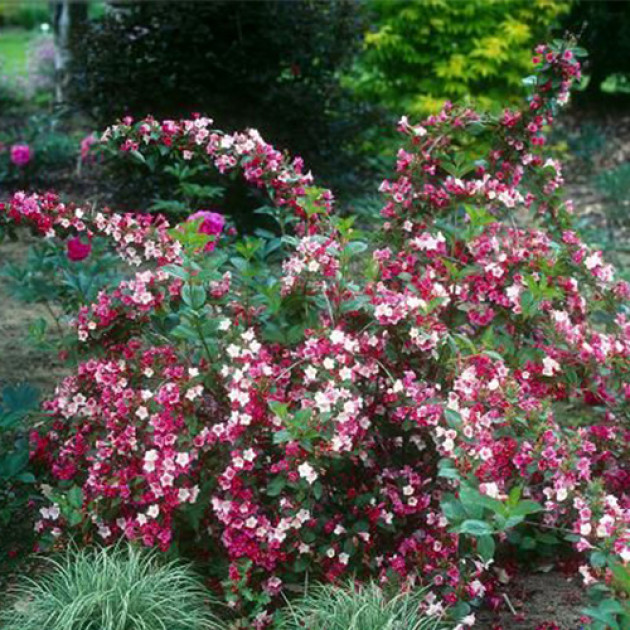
[40,504,60,520]
[542,356,560,377]
[143,449,159,472]
[146,504,160,519]
[330,329,345,345]
[175,452,190,467]
[185,384,204,401]
[585,251,602,270]
[298,461,318,485]
[480,482,500,499]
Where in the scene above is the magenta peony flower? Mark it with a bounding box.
[187,210,225,251]
[10,144,32,167]
[67,236,92,262]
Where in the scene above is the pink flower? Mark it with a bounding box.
[187,210,225,251]
[67,236,92,262]
[80,133,97,162]
[10,144,31,167]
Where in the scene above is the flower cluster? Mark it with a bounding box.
[1,191,181,265]
[34,343,205,550]
[74,270,182,343]
[102,115,334,234]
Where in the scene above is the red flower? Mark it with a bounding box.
[67,236,92,261]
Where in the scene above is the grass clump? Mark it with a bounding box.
[0,543,223,630]
[281,581,441,630]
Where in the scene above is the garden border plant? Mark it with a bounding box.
[0,39,629,629]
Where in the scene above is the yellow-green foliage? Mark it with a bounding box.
[350,0,571,115]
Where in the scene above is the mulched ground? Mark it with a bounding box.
[477,571,587,629]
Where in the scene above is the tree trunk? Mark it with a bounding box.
[53,1,88,103]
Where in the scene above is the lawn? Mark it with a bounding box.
[0,28,38,77]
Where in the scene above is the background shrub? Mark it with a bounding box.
[348,0,570,115]
[0,1,49,31]
[68,0,376,197]
[561,0,630,96]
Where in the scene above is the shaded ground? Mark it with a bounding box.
[477,572,586,629]
[0,238,66,393]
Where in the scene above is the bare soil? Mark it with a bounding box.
[477,571,586,629]
[0,238,67,393]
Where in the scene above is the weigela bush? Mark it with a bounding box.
[1,41,629,627]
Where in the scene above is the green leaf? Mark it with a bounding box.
[68,485,84,509]
[68,510,83,527]
[268,401,289,420]
[181,284,206,310]
[444,408,462,428]
[130,149,146,164]
[457,519,494,536]
[504,515,526,529]
[312,481,323,501]
[477,534,495,561]
[460,485,504,515]
[267,476,286,497]
[162,265,190,281]
[511,500,543,517]
[441,502,463,523]
[590,551,608,568]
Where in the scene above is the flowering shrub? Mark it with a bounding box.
[2,40,630,628]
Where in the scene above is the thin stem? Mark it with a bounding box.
[43,299,64,340]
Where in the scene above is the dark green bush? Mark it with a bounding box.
[562,1,630,96]
[68,1,376,197]
[0,383,39,565]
